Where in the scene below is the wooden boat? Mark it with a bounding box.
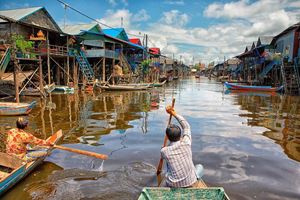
[152,80,166,87]
[138,186,230,200]
[0,130,62,196]
[0,101,36,116]
[224,82,284,92]
[139,164,230,200]
[97,84,151,91]
[21,83,56,96]
[53,85,74,94]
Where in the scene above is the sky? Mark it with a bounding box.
[0,0,300,65]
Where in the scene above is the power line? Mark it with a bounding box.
[56,0,143,38]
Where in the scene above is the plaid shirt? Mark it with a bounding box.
[6,128,50,159]
[161,114,197,188]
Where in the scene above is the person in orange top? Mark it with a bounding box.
[6,117,53,161]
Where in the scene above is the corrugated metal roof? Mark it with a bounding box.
[62,23,100,35]
[0,7,43,21]
[103,28,129,41]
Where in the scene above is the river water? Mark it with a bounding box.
[1,77,300,200]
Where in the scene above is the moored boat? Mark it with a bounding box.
[0,101,36,116]
[224,82,283,92]
[97,84,151,91]
[53,85,74,94]
[21,83,56,96]
[152,80,166,87]
[0,130,62,196]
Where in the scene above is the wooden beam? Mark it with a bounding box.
[47,31,51,84]
[39,56,44,96]
[67,35,70,84]
[13,60,19,103]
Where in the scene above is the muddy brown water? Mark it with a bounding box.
[1,77,299,200]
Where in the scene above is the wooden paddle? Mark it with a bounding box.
[156,98,175,176]
[53,145,108,160]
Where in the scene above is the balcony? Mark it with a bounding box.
[85,49,119,59]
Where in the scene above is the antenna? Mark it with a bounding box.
[121,17,123,28]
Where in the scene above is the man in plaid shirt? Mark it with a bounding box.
[161,105,197,188]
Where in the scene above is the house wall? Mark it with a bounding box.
[275,30,295,62]
[0,23,32,43]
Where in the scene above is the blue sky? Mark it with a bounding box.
[0,0,299,65]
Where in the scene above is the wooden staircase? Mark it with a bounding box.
[70,49,94,84]
[0,46,11,79]
[281,61,300,95]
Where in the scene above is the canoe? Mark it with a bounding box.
[97,84,150,91]
[0,130,62,196]
[138,186,230,200]
[224,82,283,92]
[152,80,166,87]
[139,164,230,200]
[0,101,36,116]
[53,85,74,94]
[21,83,56,96]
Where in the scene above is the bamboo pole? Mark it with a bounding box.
[67,35,70,85]
[102,43,106,82]
[47,31,51,84]
[39,56,44,96]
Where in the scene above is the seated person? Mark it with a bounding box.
[6,117,53,161]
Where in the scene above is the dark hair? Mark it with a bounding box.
[166,124,181,142]
[16,117,28,129]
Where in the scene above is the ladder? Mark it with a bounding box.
[280,60,288,93]
[258,60,278,79]
[0,47,11,78]
[119,52,132,74]
[293,57,300,94]
[71,49,94,84]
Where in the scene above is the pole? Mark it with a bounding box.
[47,31,51,84]
[39,56,44,97]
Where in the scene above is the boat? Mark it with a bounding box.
[0,101,36,116]
[0,130,62,196]
[138,164,230,200]
[224,82,284,92]
[152,80,166,87]
[21,83,56,96]
[53,85,74,94]
[138,186,230,200]
[97,84,151,91]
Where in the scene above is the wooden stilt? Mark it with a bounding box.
[67,35,70,85]
[73,58,78,90]
[102,42,106,82]
[39,56,44,96]
[13,61,19,103]
[47,31,51,84]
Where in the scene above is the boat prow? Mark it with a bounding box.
[0,101,36,116]
[0,129,63,196]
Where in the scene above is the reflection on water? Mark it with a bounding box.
[232,92,300,162]
[1,78,300,200]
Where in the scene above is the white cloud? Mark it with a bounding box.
[107,0,117,7]
[98,0,300,65]
[98,9,132,29]
[132,9,150,22]
[164,0,185,5]
[107,0,128,7]
[160,10,189,27]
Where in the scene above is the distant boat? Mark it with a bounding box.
[0,101,36,116]
[97,84,150,91]
[21,83,56,96]
[53,85,74,94]
[224,82,283,92]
